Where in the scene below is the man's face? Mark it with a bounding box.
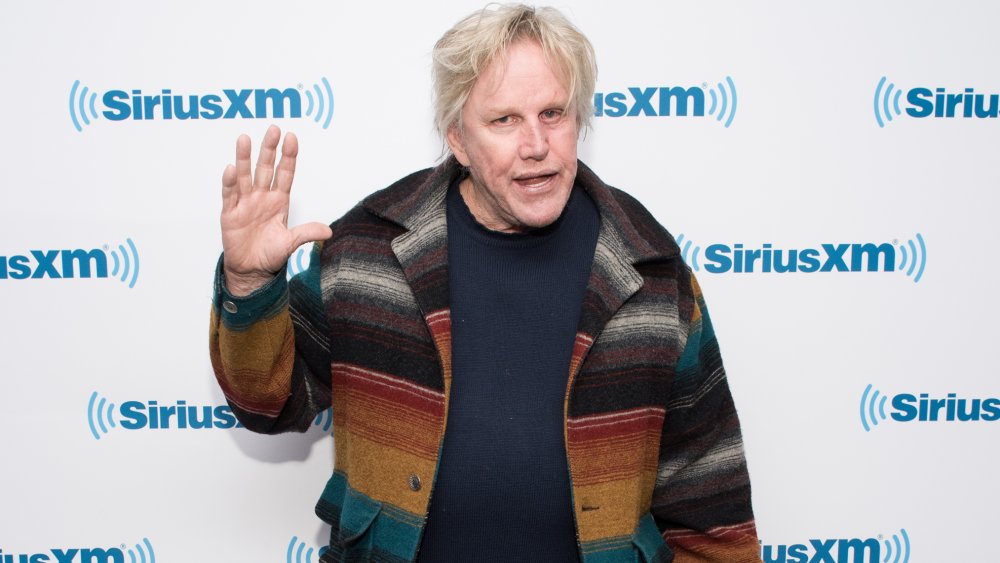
[447,40,579,233]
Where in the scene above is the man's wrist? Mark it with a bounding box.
[224,268,280,297]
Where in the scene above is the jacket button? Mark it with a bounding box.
[222,300,238,314]
[408,473,422,492]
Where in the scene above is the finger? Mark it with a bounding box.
[273,131,299,194]
[222,164,239,211]
[289,222,333,247]
[253,125,281,191]
[235,134,252,194]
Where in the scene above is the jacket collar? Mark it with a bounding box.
[362,156,678,263]
[361,156,681,349]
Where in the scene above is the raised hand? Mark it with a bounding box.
[220,125,332,296]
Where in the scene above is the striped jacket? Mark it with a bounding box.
[210,157,761,563]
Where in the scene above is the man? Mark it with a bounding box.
[210,4,761,562]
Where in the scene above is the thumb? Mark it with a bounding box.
[289,222,333,248]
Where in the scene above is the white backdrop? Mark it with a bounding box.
[2,1,997,561]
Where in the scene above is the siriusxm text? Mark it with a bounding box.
[761,538,880,563]
[0,547,123,563]
[704,243,894,274]
[594,86,705,117]
[0,250,106,280]
[102,88,301,121]
[907,87,999,119]
[120,401,242,430]
[892,393,1000,422]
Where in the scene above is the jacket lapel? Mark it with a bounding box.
[569,161,679,378]
[363,159,460,392]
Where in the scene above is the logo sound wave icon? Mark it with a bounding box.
[287,536,329,563]
[286,245,312,279]
[127,538,156,563]
[705,76,738,128]
[882,529,911,563]
[313,408,332,432]
[895,233,926,284]
[69,79,100,132]
[874,76,904,128]
[301,77,335,130]
[106,238,141,289]
[87,391,117,440]
[675,233,702,272]
[859,384,890,432]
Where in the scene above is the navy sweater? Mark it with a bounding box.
[416,179,600,562]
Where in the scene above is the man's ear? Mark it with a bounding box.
[446,124,471,167]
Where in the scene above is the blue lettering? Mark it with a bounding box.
[223,89,254,118]
[982,398,1000,421]
[975,93,999,118]
[907,87,934,118]
[80,547,124,563]
[851,243,894,272]
[31,250,61,279]
[255,88,301,118]
[8,255,31,280]
[157,403,177,429]
[957,398,982,421]
[659,86,704,116]
[161,89,174,119]
[704,244,732,273]
[787,544,808,563]
[838,538,879,563]
[51,550,76,563]
[61,249,108,279]
[820,244,849,272]
[214,405,238,429]
[141,94,161,120]
[808,539,836,563]
[119,401,148,429]
[626,87,657,117]
[604,92,628,117]
[798,248,820,273]
[200,94,224,119]
[761,545,784,563]
[102,90,131,121]
[891,393,917,421]
[171,94,200,120]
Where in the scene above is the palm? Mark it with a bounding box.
[222,189,298,275]
[220,125,331,294]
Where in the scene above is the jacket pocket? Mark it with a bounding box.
[315,472,383,556]
[632,512,672,563]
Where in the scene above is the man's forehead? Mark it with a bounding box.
[471,41,570,105]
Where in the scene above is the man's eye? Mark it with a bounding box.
[542,109,563,120]
[494,116,512,124]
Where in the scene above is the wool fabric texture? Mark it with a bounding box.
[209,157,762,563]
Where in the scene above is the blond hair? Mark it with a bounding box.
[432,4,597,146]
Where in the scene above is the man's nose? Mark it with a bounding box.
[518,119,549,161]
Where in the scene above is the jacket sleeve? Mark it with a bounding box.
[208,243,332,434]
[651,272,762,563]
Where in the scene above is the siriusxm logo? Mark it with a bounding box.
[87,391,332,440]
[69,77,334,132]
[594,76,738,127]
[0,538,154,563]
[0,239,140,288]
[287,536,329,563]
[761,529,909,563]
[874,76,1000,127]
[860,384,1000,432]
[286,245,312,279]
[676,233,927,283]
